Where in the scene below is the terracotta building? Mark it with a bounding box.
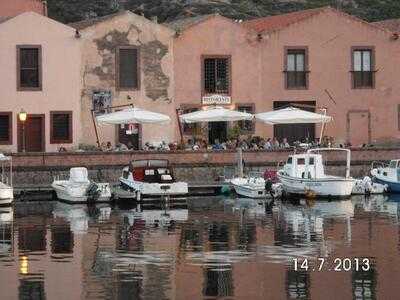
[171,7,400,146]
[69,11,177,149]
[0,12,82,152]
[0,0,46,17]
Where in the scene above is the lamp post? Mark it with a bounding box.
[18,109,27,153]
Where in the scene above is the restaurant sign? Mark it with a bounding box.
[202,94,231,105]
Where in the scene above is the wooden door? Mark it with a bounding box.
[273,101,316,144]
[18,114,45,152]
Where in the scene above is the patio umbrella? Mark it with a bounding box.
[255,107,331,125]
[180,106,253,123]
[96,107,171,125]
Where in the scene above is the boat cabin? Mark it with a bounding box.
[376,159,400,180]
[123,160,175,183]
[283,154,326,179]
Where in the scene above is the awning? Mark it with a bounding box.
[96,107,171,125]
[255,107,332,124]
[180,106,253,123]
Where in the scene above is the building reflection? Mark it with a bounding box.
[19,274,46,300]
[0,207,13,257]
[18,224,46,252]
[203,265,234,298]
[352,264,377,300]
[286,268,310,300]
[50,224,74,254]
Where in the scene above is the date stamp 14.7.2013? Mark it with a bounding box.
[293,258,371,272]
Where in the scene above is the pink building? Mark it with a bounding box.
[0,0,46,17]
[172,7,400,146]
[0,12,82,152]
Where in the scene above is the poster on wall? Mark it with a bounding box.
[92,90,112,115]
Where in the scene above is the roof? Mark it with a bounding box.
[242,7,327,33]
[166,14,218,31]
[373,18,400,33]
[69,11,127,30]
[0,16,13,24]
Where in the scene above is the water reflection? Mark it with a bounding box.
[0,196,399,299]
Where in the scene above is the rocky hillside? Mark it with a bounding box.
[47,0,400,24]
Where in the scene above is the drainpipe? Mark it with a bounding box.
[42,0,48,17]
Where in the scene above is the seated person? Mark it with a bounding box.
[282,138,290,148]
[264,138,272,150]
[212,139,223,150]
[115,143,128,151]
[106,142,113,151]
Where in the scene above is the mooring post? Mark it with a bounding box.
[237,147,244,178]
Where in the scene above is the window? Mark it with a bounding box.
[182,107,200,135]
[50,111,72,144]
[309,157,315,165]
[297,158,305,165]
[285,48,308,89]
[17,45,42,90]
[203,56,230,94]
[237,104,255,133]
[352,48,374,88]
[116,46,139,90]
[287,157,293,164]
[0,112,12,145]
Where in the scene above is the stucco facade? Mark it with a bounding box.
[0,0,45,17]
[0,12,82,153]
[72,11,177,149]
[172,8,400,146]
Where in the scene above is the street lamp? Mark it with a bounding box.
[18,109,27,153]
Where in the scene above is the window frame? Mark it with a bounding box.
[351,46,375,89]
[236,103,255,134]
[116,45,140,91]
[201,55,232,96]
[283,46,309,90]
[0,112,12,145]
[50,111,73,144]
[17,45,42,91]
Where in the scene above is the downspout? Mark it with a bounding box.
[42,0,48,16]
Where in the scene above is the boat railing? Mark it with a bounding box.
[248,171,263,178]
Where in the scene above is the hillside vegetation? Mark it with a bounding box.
[47,0,400,24]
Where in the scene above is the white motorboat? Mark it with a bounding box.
[52,167,112,204]
[0,154,13,206]
[352,176,387,195]
[230,172,282,199]
[119,160,188,200]
[277,148,355,198]
[371,160,400,193]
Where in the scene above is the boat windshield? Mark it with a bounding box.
[389,160,398,168]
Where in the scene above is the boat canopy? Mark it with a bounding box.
[0,153,11,161]
[96,107,171,125]
[255,106,332,124]
[180,106,253,123]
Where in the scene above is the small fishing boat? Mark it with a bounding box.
[352,176,387,195]
[371,160,400,192]
[277,148,355,198]
[119,159,188,200]
[52,167,112,204]
[0,154,13,206]
[230,172,282,199]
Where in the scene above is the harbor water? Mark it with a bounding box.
[1,195,400,299]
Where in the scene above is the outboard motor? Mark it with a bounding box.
[265,179,274,197]
[86,182,101,203]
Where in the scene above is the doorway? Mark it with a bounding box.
[118,124,141,150]
[347,110,371,146]
[208,122,227,144]
[273,101,316,144]
[18,114,45,152]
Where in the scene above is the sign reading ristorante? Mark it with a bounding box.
[202,94,231,105]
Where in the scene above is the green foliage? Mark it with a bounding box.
[228,125,242,140]
[47,0,400,24]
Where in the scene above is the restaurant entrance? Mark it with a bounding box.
[208,122,227,144]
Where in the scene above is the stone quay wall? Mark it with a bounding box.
[7,148,400,186]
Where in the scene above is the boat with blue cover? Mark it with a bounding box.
[371,160,400,193]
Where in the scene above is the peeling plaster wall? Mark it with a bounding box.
[79,12,177,148]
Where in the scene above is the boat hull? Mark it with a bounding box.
[278,172,355,198]
[372,176,400,193]
[52,181,112,204]
[0,185,13,206]
[232,183,271,199]
[119,178,188,198]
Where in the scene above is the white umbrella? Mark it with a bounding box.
[96,107,170,125]
[255,107,331,124]
[180,106,253,123]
